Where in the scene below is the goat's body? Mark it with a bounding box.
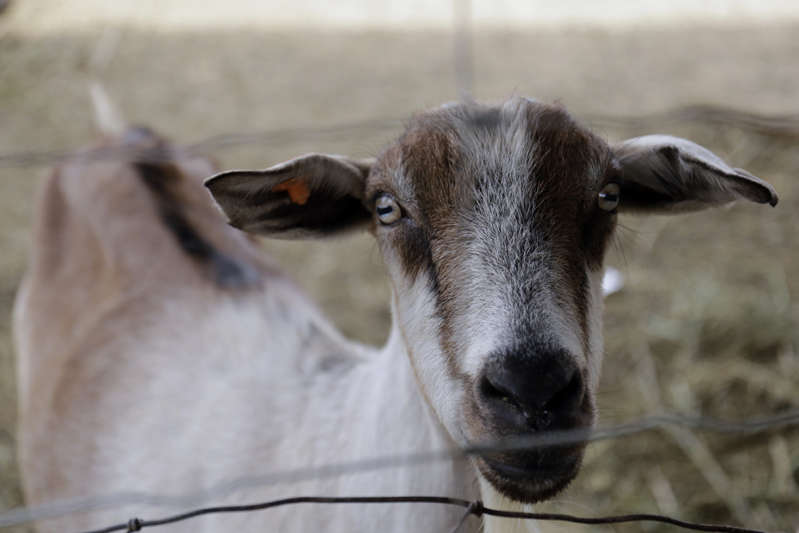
[14,150,476,532]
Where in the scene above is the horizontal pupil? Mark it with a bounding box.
[377,206,394,215]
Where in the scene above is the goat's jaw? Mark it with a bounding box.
[470,410,594,503]
[476,450,584,504]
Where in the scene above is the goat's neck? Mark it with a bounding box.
[288,302,475,494]
[344,319,457,462]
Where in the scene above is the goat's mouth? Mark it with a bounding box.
[475,445,584,503]
[463,371,595,503]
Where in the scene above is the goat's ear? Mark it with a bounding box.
[612,135,778,213]
[205,154,374,238]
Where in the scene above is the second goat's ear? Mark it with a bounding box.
[612,135,777,213]
[205,154,374,239]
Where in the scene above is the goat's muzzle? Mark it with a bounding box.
[471,346,594,502]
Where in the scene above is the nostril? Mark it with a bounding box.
[479,374,523,413]
[545,371,584,414]
[478,353,586,430]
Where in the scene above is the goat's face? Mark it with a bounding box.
[206,97,777,503]
[366,100,611,501]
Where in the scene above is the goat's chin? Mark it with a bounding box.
[474,446,584,504]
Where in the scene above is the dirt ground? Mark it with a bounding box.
[0,2,798,532]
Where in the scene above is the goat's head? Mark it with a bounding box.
[205,98,777,503]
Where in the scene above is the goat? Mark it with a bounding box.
[14,97,778,533]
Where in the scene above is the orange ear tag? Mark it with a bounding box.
[272,178,311,206]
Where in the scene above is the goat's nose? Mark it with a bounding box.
[478,349,585,431]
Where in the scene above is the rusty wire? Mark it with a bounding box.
[77,495,768,533]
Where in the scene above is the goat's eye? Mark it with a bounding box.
[375,194,402,225]
[598,183,620,211]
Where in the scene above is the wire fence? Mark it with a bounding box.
[2,409,798,532]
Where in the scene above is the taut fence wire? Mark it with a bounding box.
[1,105,799,170]
[2,408,798,532]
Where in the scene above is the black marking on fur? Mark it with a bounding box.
[134,161,259,289]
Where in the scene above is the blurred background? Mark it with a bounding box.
[0,1,797,531]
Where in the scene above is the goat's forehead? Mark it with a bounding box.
[373,100,611,210]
